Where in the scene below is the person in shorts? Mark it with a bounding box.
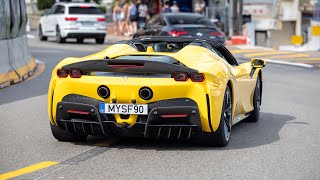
[138,0,148,29]
[128,0,138,35]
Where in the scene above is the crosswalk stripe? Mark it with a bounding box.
[244,51,293,58]
[230,49,267,54]
[261,54,310,59]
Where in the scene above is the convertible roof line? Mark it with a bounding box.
[62,59,198,75]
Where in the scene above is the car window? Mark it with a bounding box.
[68,6,102,14]
[146,15,158,27]
[54,5,65,14]
[167,15,214,26]
[48,5,57,15]
[153,16,164,27]
[214,45,238,66]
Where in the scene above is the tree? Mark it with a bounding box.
[37,0,55,10]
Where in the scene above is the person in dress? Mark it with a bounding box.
[112,2,122,35]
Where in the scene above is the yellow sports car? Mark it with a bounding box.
[48,37,266,147]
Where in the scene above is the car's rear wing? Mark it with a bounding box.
[61,59,198,75]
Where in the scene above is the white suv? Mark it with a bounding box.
[39,2,106,44]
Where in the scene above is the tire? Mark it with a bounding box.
[76,38,84,43]
[50,123,87,142]
[39,24,47,41]
[246,76,261,122]
[95,38,104,44]
[193,86,233,147]
[56,26,65,43]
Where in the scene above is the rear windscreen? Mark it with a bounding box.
[167,16,213,26]
[69,7,102,14]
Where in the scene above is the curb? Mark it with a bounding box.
[0,57,38,89]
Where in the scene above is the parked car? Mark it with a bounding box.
[39,2,106,44]
[134,13,225,44]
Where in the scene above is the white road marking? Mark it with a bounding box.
[27,34,35,39]
[265,59,314,68]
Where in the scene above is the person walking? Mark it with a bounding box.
[194,0,205,15]
[170,1,179,13]
[128,0,138,35]
[162,1,171,13]
[112,2,122,35]
[138,0,148,29]
[120,0,130,36]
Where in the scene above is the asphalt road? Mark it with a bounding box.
[1,38,320,180]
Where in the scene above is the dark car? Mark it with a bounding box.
[134,13,225,44]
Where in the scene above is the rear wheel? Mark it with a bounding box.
[56,26,65,43]
[76,38,84,43]
[95,37,104,44]
[246,76,261,122]
[193,86,233,147]
[38,24,47,41]
[50,123,87,142]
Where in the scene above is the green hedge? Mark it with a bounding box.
[37,0,55,10]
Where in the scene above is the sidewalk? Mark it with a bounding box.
[227,45,320,68]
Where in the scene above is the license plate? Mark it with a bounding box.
[81,22,94,26]
[99,103,148,115]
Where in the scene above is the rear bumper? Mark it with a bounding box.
[65,33,106,39]
[55,95,202,140]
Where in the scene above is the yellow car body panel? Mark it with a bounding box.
[48,43,264,134]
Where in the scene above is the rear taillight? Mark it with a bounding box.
[210,31,224,37]
[65,17,78,21]
[173,72,205,82]
[69,68,82,78]
[57,69,68,78]
[97,17,105,22]
[191,73,205,82]
[79,5,90,8]
[173,72,188,81]
[168,30,188,36]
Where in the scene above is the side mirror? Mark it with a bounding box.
[250,58,266,77]
[250,58,266,69]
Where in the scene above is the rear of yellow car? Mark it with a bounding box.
[48,56,228,142]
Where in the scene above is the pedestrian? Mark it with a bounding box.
[128,0,138,35]
[194,0,205,15]
[112,2,122,35]
[120,0,130,36]
[138,0,148,29]
[162,1,171,13]
[170,1,179,13]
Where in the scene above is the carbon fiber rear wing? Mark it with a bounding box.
[62,59,198,75]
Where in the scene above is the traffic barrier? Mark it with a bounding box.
[231,36,249,45]
[0,0,36,88]
[0,40,19,88]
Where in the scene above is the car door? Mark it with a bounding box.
[42,5,56,35]
[215,45,256,116]
[43,5,58,36]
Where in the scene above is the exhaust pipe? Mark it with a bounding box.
[97,86,110,99]
[139,87,153,100]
